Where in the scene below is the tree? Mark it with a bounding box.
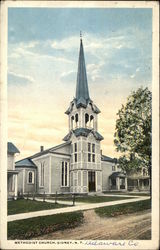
[114,87,152,175]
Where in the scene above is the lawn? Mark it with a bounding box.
[95,199,151,217]
[8,199,69,215]
[47,195,133,203]
[103,191,150,196]
[8,211,83,240]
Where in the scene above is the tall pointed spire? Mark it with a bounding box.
[76,33,90,107]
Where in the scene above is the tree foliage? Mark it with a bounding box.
[114,87,152,173]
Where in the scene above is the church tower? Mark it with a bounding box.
[63,35,103,193]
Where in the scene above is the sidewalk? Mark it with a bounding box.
[8,196,150,222]
[28,197,85,206]
[95,193,142,198]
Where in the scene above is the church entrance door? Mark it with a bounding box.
[88,171,96,192]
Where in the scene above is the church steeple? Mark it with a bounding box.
[65,34,101,117]
[76,35,90,107]
[64,34,103,142]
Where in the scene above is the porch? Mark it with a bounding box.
[109,172,127,191]
[127,176,150,192]
[8,170,19,200]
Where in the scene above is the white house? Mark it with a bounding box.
[14,37,149,195]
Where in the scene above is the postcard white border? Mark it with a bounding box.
[0,1,159,250]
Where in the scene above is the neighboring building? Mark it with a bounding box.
[127,167,150,192]
[14,37,149,195]
[7,142,20,199]
[15,158,37,195]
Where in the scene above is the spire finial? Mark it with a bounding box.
[80,31,82,40]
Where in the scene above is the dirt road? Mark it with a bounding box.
[34,209,151,240]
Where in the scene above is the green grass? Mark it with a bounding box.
[8,199,69,215]
[47,195,133,203]
[95,199,151,217]
[103,191,150,196]
[8,211,84,239]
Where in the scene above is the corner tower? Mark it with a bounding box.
[63,35,103,193]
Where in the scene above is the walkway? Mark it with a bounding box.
[31,197,85,206]
[8,196,150,222]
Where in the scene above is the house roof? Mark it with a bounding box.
[109,171,126,178]
[15,158,37,168]
[63,128,104,141]
[7,142,20,154]
[101,155,117,163]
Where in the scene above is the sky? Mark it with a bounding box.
[8,7,152,160]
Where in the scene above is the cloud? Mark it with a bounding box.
[116,44,123,49]
[50,33,132,60]
[60,70,76,84]
[129,67,140,79]
[8,42,73,64]
[51,36,79,51]
[136,67,140,72]
[130,74,135,79]
[8,71,34,85]
[87,62,105,82]
[8,28,151,89]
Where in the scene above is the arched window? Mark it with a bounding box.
[71,116,74,129]
[29,172,32,183]
[85,113,89,127]
[70,172,73,186]
[143,168,147,176]
[61,161,69,187]
[40,162,44,187]
[90,115,94,128]
[75,113,79,128]
[28,171,34,184]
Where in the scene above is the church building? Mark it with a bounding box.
[14,37,129,195]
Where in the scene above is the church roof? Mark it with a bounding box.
[15,158,37,168]
[8,142,20,154]
[65,99,101,115]
[63,128,104,141]
[75,38,90,108]
[15,142,71,166]
[30,141,71,159]
[74,127,90,137]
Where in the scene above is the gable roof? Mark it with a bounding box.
[30,141,71,159]
[63,128,104,142]
[15,141,71,166]
[101,155,117,163]
[8,142,20,154]
[109,171,126,178]
[15,158,37,168]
